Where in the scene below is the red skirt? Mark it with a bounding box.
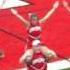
[27,62,47,70]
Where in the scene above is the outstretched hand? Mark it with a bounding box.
[46,50,57,59]
[53,1,59,9]
[46,52,57,62]
[63,0,69,7]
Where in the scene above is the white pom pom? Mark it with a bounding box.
[32,39,41,46]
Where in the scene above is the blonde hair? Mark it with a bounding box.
[28,13,39,20]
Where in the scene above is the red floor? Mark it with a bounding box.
[0,0,70,70]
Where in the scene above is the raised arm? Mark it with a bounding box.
[63,0,70,12]
[39,1,59,23]
[10,8,30,27]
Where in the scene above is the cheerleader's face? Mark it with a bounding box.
[33,45,41,53]
[30,14,39,26]
[33,46,39,51]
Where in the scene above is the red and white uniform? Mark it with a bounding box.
[27,51,47,70]
[27,21,42,49]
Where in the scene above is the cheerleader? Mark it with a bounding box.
[11,1,59,49]
[19,39,57,70]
